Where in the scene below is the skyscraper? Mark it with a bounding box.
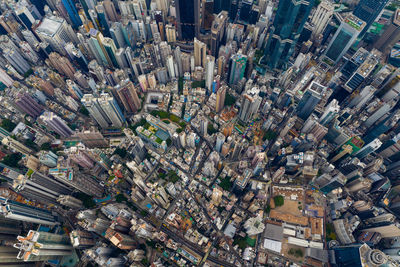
[0,218,28,265]
[215,132,225,152]
[166,55,176,78]
[102,37,119,67]
[103,0,119,22]
[263,0,314,69]
[310,0,334,38]
[323,15,366,64]
[0,197,59,225]
[129,136,147,163]
[166,24,177,43]
[364,110,400,144]
[314,173,346,194]
[211,11,228,57]
[2,137,33,156]
[229,52,247,85]
[176,0,200,40]
[48,167,104,197]
[343,49,381,93]
[216,85,226,113]
[353,0,389,37]
[116,80,141,114]
[202,0,214,31]
[15,93,43,118]
[239,0,253,23]
[98,93,126,127]
[82,94,111,128]
[88,28,112,67]
[15,3,42,29]
[3,48,30,75]
[205,55,215,91]
[95,5,111,37]
[40,111,74,138]
[48,52,76,79]
[374,9,400,54]
[70,230,96,249]
[14,230,73,261]
[61,0,82,28]
[15,168,75,204]
[333,244,389,267]
[194,38,207,68]
[239,91,262,123]
[354,139,382,159]
[57,195,83,209]
[0,68,14,87]
[213,0,231,14]
[76,127,108,148]
[296,81,325,121]
[319,99,340,126]
[35,16,77,55]
[110,22,126,48]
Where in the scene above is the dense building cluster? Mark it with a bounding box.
[1,0,400,266]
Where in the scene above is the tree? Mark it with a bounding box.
[178,77,184,93]
[273,195,284,207]
[219,176,233,191]
[114,147,127,158]
[233,236,248,249]
[263,130,277,141]
[140,210,149,217]
[141,258,149,266]
[181,104,186,119]
[254,49,264,65]
[24,139,38,151]
[155,137,163,144]
[40,142,52,151]
[75,192,96,208]
[265,204,271,214]
[207,124,218,135]
[143,122,151,129]
[294,249,303,258]
[146,240,156,248]
[115,194,128,203]
[167,170,179,183]
[224,93,236,106]
[1,153,22,168]
[169,114,181,123]
[79,106,90,116]
[130,118,147,132]
[23,69,33,78]
[191,80,206,88]
[150,110,169,119]
[326,223,337,241]
[1,119,16,132]
[24,115,32,127]
[69,123,77,130]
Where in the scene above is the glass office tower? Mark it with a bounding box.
[353,0,389,36]
[176,0,200,40]
[263,0,314,69]
[324,15,366,63]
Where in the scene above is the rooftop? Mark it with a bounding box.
[36,17,64,37]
